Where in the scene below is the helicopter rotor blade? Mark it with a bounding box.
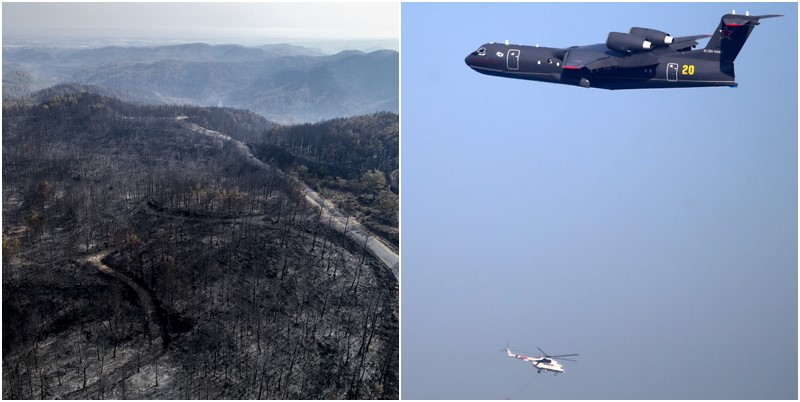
[557,358,578,362]
[550,353,579,358]
[537,347,548,357]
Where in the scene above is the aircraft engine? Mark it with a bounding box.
[606,32,653,53]
[629,27,674,45]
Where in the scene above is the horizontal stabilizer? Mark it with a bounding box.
[723,14,783,26]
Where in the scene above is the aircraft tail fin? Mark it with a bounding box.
[704,13,782,62]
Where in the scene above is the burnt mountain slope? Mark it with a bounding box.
[2,88,398,399]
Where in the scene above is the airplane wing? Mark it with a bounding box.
[668,34,712,51]
[563,32,713,71]
[672,34,712,44]
[561,44,614,70]
[563,44,659,71]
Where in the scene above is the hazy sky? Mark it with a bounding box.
[2,2,399,44]
[401,2,797,399]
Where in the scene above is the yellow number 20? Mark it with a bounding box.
[682,64,695,75]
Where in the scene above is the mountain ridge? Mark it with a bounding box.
[3,43,398,122]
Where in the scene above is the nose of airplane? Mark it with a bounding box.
[464,52,479,69]
[464,53,473,67]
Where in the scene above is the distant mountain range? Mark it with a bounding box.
[3,42,398,123]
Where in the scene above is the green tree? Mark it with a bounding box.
[376,190,398,224]
[297,164,309,179]
[360,169,386,201]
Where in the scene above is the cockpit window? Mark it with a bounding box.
[477,47,486,56]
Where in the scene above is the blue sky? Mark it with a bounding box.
[401,2,797,399]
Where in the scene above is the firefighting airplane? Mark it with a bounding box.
[465,11,781,89]
[505,347,578,375]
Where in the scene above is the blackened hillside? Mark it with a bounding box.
[255,112,399,247]
[2,88,398,399]
[259,112,398,180]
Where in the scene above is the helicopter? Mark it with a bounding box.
[505,347,578,375]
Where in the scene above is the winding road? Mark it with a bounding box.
[80,250,169,348]
[179,119,399,280]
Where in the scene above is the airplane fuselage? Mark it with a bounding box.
[465,42,736,89]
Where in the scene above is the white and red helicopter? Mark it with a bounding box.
[505,347,579,375]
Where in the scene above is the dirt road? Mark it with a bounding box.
[180,119,399,280]
[81,250,169,348]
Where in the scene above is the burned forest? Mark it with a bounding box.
[2,88,399,399]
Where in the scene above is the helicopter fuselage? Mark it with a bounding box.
[531,359,565,373]
[506,348,568,374]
